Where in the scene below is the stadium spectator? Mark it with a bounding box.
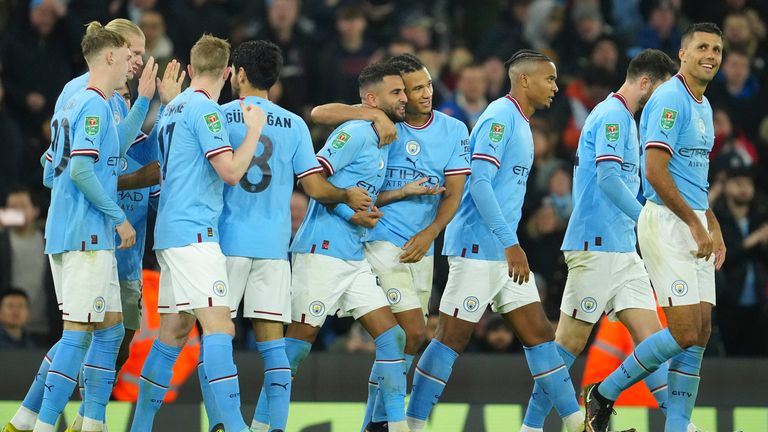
[468,316,522,354]
[712,108,759,164]
[713,156,768,356]
[398,12,434,51]
[0,78,24,198]
[633,0,681,59]
[523,0,565,59]
[590,36,626,84]
[483,56,509,100]
[0,186,55,343]
[530,121,567,197]
[437,64,489,129]
[0,288,34,349]
[139,10,173,65]
[559,3,610,76]
[708,50,764,140]
[474,0,531,61]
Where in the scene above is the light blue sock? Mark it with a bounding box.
[78,332,95,418]
[130,340,181,432]
[666,346,704,432]
[373,326,407,423]
[523,343,575,428]
[406,339,458,422]
[257,339,292,431]
[20,341,59,413]
[361,368,379,431]
[38,330,91,426]
[82,323,124,424]
[253,337,311,427]
[644,360,670,415]
[599,329,683,400]
[370,353,416,424]
[198,343,223,429]
[202,333,247,432]
[524,341,580,418]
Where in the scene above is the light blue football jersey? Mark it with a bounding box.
[116,132,160,281]
[443,96,533,261]
[367,111,470,255]
[154,88,233,249]
[290,120,389,261]
[562,93,640,252]
[641,74,714,211]
[219,96,321,260]
[45,87,121,254]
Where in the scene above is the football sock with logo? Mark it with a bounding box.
[523,341,581,430]
[130,340,181,432]
[645,360,670,415]
[81,323,124,430]
[371,353,416,424]
[598,329,683,400]
[198,343,223,429]
[252,337,311,430]
[256,339,292,431]
[406,339,458,430]
[202,333,247,432]
[372,326,407,429]
[665,346,704,432]
[11,342,61,429]
[36,330,91,428]
[361,367,379,431]
[522,343,576,429]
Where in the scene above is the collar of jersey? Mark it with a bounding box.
[504,95,529,122]
[86,86,107,100]
[194,88,212,99]
[675,74,703,104]
[404,111,434,130]
[610,92,634,116]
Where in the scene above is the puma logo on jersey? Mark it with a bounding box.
[270,382,289,390]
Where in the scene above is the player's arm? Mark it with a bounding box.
[209,102,266,185]
[594,115,642,220]
[299,173,371,211]
[645,148,712,258]
[118,161,160,190]
[375,177,446,207]
[310,103,397,145]
[41,147,53,189]
[596,162,642,221]
[116,57,158,157]
[400,174,466,263]
[705,208,726,270]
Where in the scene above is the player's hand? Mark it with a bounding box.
[115,220,136,250]
[157,59,186,105]
[349,207,383,228]
[137,56,159,99]
[504,244,530,284]
[344,187,372,211]
[401,177,446,198]
[241,101,266,131]
[710,225,727,270]
[372,109,397,145]
[689,221,713,260]
[400,227,438,263]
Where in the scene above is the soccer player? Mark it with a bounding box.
[584,23,726,432]
[27,23,135,432]
[520,49,679,432]
[310,53,470,432]
[405,50,586,432]
[286,62,410,432]
[128,35,265,432]
[213,40,372,432]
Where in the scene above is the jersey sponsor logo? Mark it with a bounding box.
[406,140,421,155]
[204,112,222,133]
[85,116,100,136]
[671,280,688,297]
[489,123,505,143]
[581,297,598,313]
[605,123,620,142]
[212,280,227,297]
[463,296,480,312]
[120,158,128,172]
[309,301,325,317]
[386,288,402,304]
[93,296,106,313]
[660,108,678,130]
[331,131,351,149]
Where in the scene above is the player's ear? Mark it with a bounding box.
[187,64,194,80]
[222,66,232,82]
[678,48,685,64]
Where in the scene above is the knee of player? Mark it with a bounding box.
[669,328,700,349]
[697,323,712,346]
[404,325,427,353]
[555,334,587,357]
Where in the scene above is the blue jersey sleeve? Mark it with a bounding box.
[316,127,364,175]
[70,99,111,161]
[116,95,149,156]
[445,122,471,176]
[194,104,233,160]
[293,119,323,179]
[469,158,517,247]
[471,117,509,169]
[644,90,686,156]
[595,111,629,164]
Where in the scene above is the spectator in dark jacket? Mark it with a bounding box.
[0,288,35,349]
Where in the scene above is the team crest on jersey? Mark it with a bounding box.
[85,116,100,136]
[204,112,222,133]
[463,296,480,312]
[660,108,678,130]
[697,118,706,134]
[332,131,351,149]
[489,122,505,143]
[93,296,106,313]
[379,158,385,169]
[581,297,598,313]
[212,280,227,297]
[671,280,688,297]
[605,124,620,142]
[406,140,421,155]
[309,301,325,317]
[120,157,128,172]
[113,110,121,124]
[386,288,402,305]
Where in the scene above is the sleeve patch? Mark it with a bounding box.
[85,116,100,136]
[331,131,351,149]
[605,123,620,142]
[660,108,678,130]
[489,122,505,143]
[204,112,222,133]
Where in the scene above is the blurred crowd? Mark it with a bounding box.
[0,0,767,356]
